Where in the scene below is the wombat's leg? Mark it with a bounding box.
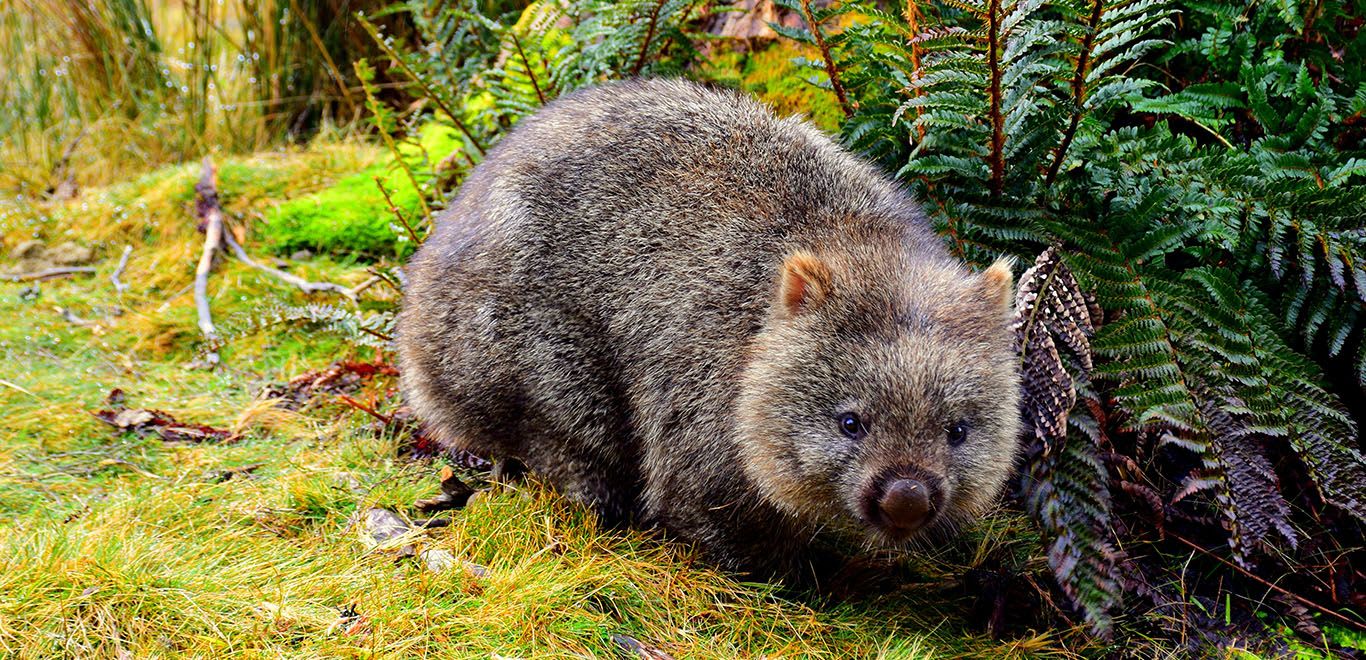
[517,431,639,527]
[490,457,527,485]
[492,307,642,526]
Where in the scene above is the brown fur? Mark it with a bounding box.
[397,79,1022,580]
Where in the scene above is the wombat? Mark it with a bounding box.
[398,78,1022,580]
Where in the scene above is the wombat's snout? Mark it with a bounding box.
[866,468,944,537]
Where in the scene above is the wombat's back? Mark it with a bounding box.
[404,79,938,369]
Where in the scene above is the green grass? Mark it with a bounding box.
[0,140,1097,658]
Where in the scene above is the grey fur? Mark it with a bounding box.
[397,78,1022,580]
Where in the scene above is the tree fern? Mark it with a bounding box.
[1014,247,1122,632]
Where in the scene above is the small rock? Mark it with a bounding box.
[420,548,457,573]
[290,249,314,261]
[335,472,365,495]
[357,507,416,557]
[612,634,675,660]
[9,239,44,261]
[47,241,94,266]
[360,508,408,544]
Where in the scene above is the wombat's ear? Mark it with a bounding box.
[981,256,1015,314]
[779,251,832,317]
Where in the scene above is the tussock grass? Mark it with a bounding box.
[0,0,397,197]
[0,144,1094,658]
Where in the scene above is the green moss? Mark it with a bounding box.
[263,124,463,258]
[261,165,419,258]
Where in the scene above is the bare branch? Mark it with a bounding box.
[193,157,224,346]
[111,245,133,293]
[2,267,96,282]
[221,230,363,302]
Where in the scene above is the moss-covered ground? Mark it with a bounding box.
[0,137,1109,658]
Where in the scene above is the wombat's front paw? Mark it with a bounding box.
[816,554,905,602]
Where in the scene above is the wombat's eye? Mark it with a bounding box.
[947,421,969,446]
[838,412,865,440]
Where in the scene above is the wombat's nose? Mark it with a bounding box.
[878,478,934,532]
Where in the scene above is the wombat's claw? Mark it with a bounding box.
[463,458,532,504]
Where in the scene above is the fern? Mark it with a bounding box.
[255,303,396,350]
[1014,247,1122,631]
[391,0,709,142]
[775,0,1366,638]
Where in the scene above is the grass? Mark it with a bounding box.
[0,138,1101,658]
[0,0,392,197]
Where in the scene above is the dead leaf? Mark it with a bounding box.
[415,465,477,513]
[265,360,399,410]
[93,406,234,443]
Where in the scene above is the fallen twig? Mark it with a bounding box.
[110,244,132,293]
[56,306,95,327]
[366,267,404,295]
[337,393,393,425]
[2,266,97,282]
[193,157,224,342]
[221,230,364,301]
[349,275,382,298]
